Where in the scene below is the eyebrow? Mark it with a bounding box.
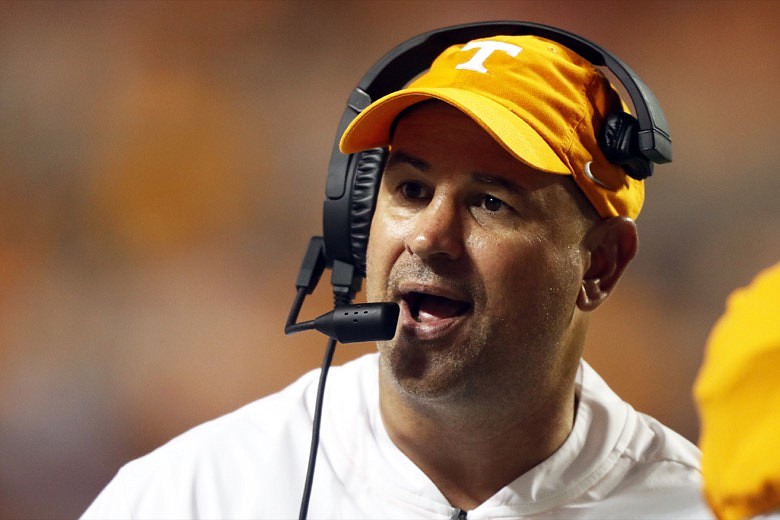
[385,150,430,172]
[473,173,521,194]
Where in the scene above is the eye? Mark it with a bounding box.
[399,181,429,200]
[480,195,507,212]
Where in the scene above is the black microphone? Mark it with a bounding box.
[285,302,399,343]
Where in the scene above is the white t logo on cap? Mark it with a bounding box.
[455,41,523,73]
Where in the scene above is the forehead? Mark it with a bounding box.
[389,101,562,189]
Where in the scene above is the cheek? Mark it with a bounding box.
[365,199,407,300]
[475,233,583,308]
[364,228,386,300]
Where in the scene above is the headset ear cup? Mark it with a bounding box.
[599,112,653,180]
[349,148,387,276]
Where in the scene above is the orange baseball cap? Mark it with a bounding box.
[339,35,644,219]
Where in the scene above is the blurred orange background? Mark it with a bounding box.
[0,1,778,518]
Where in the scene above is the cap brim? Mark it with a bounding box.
[339,88,570,175]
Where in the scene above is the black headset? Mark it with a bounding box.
[319,21,672,296]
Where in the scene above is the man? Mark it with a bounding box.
[83,32,711,519]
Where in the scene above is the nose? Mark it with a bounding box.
[405,195,464,261]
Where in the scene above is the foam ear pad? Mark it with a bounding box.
[348,148,387,275]
[599,112,653,180]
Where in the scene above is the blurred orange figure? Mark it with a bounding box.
[695,262,780,520]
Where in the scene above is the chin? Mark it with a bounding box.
[378,338,480,402]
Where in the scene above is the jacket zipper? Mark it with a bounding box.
[450,509,467,520]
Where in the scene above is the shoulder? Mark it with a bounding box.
[81,353,379,519]
[80,368,318,519]
[579,359,701,472]
[577,361,711,518]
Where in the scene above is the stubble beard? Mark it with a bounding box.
[377,320,491,405]
[375,287,576,415]
[369,257,574,411]
[371,259,496,404]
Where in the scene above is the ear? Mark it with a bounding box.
[577,216,638,312]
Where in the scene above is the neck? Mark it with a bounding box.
[378,367,578,511]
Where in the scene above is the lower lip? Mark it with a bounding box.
[399,301,470,341]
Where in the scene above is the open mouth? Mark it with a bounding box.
[402,291,472,323]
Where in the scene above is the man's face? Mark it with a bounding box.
[366,102,593,404]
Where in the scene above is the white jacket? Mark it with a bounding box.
[83,353,713,519]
